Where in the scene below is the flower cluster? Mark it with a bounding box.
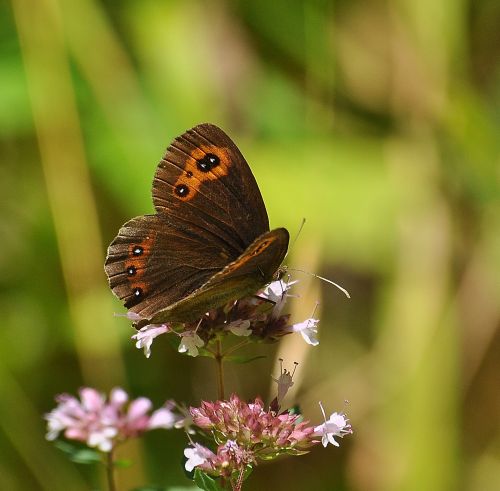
[45,370,352,489]
[191,395,315,452]
[45,387,178,452]
[184,394,352,481]
[133,279,321,358]
[184,441,255,478]
[48,268,352,490]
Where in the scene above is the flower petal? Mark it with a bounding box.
[127,397,153,420]
[110,387,128,407]
[132,324,169,358]
[148,408,176,429]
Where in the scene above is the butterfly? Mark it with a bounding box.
[105,123,289,328]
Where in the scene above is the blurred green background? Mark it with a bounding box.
[1,0,499,490]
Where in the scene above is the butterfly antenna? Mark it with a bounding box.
[288,268,351,299]
[284,218,306,259]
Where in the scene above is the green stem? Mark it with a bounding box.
[234,471,245,491]
[215,339,225,400]
[106,449,117,491]
[222,339,251,358]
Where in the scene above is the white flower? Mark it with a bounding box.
[314,402,352,447]
[45,407,67,440]
[271,359,298,405]
[132,324,170,358]
[289,318,320,346]
[174,404,196,434]
[114,311,143,321]
[261,279,298,318]
[227,319,252,336]
[184,444,213,472]
[178,332,204,357]
[87,427,118,452]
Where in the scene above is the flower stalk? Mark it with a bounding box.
[215,339,225,400]
[46,277,352,490]
[106,449,117,491]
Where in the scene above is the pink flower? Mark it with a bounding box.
[186,395,352,484]
[190,394,315,455]
[120,396,176,436]
[187,394,352,484]
[149,406,178,430]
[45,387,178,452]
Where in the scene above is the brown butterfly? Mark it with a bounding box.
[105,123,289,328]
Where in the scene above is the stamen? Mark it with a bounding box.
[310,301,319,319]
[194,317,203,334]
[318,401,327,423]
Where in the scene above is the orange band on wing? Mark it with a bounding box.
[125,234,156,285]
[172,145,231,202]
[223,238,273,274]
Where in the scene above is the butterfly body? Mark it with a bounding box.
[105,124,289,327]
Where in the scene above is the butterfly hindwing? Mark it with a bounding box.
[139,227,290,326]
[105,214,236,320]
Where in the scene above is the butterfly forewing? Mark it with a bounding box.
[153,124,269,249]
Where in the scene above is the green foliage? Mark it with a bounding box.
[133,487,198,491]
[193,470,223,491]
[54,441,102,465]
[224,354,267,364]
[113,459,133,469]
[1,0,499,490]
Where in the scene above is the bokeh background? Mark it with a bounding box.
[1,0,499,490]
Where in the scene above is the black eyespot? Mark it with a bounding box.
[127,265,137,276]
[175,184,189,197]
[133,287,143,298]
[132,246,143,256]
[186,170,193,177]
[196,153,220,172]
